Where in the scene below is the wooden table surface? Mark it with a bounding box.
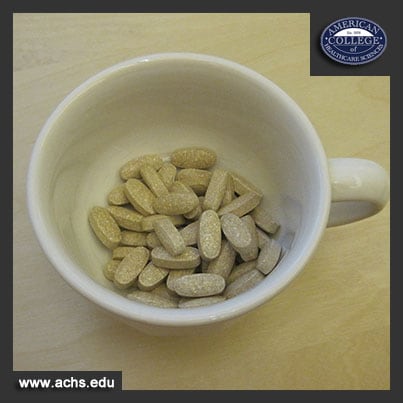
[13,13,390,390]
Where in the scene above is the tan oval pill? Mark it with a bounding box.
[221,174,235,207]
[206,239,236,280]
[158,162,177,188]
[103,259,120,281]
[176,169,212,195]
[166,268,196,292]
[153,217,186,256]
[203,169,228,211]
[230,171,264,197]
[141,214,186,232]
[137,262,169,291]
[151,246,200,269]
[198,210,222,261]
[251,205,280,234]
[220,213,252,250]
[238,215,259,261]
[88,206,121,249]
[127,290,178,308]
[112,246,138,260]
[224,269,265,299]
[179,221,199,246]
[217,192,262,217]
[153,192,199,215]
[140,164,169,197]
[114,247,150,289]
[227,260,257,284]
[146,232,162,248]
[171,147,217,169]
[172,273,225,297]
[106,206,143,231]
[256,238,282,275]
[120,154,163,180]
[107,184,129,205]
[124,178,156,216]
[178,295,226,308]
[120,230,148,246]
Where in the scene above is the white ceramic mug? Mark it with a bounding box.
[27,53,389,335]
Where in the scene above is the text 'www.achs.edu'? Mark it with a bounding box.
[16,373,120,391]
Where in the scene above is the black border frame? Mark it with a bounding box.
[7,0,396,399]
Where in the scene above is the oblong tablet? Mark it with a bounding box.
[107,184,129,206]
[172,273,226,297]
[217,192,262,217]
[120,154,163,180]
[153,192,199,215]
[153,217,186,256]
[113,247,150,289]
[202,169,228,211]
[124,178,156,216]
[106,206,143,231]
[137,262,169,291]
[198,210,222,261]
[89,206,121,249]
[171,147,217,169]
[151,247,201,269]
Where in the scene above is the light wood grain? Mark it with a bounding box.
[13,13,389,390]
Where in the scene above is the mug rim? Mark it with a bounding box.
[26,52,331,327]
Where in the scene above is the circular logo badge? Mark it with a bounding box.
[320,17,387,65]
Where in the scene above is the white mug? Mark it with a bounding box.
[27,53,389,335]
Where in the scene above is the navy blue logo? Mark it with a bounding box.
[320,17,387,65]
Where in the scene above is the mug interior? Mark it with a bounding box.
[27,53,330,327]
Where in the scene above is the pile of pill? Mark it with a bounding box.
[88,147,282,309]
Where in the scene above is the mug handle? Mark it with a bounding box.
[327,158,389,227]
